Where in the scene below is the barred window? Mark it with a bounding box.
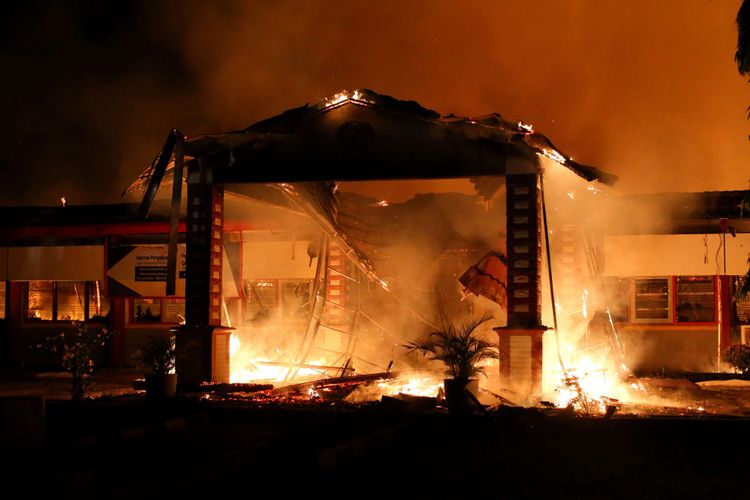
[675,276,715,323]
[633,278,670,321]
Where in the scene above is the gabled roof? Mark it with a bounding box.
[125,88,617,193]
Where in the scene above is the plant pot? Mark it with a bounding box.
[443,378,474,415]
[144,373,177,399]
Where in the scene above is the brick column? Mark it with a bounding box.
[174,159,230,385]
[496,167,547,399]
[497,328,544,396]
[505,173,543,328]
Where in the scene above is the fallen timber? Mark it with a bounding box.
[267,370,403,396]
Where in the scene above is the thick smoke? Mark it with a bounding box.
[2,1,749,206]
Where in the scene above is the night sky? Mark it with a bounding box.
[2,0,749,206]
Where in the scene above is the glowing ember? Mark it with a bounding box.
[343,373,444,403]
[230,333,336,384]
[517,121,534,133]
[377,375,443,397]
[538,147,567,165]
[325,92,349,107]
[555,368,609,414]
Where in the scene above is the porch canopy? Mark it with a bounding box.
[125,88,619,296]
[126,88,617,193]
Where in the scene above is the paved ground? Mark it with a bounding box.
[0,368,141,399]
[2,370,750,498]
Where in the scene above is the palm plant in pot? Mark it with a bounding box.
[406,313,498,414]
[134,335,177,399]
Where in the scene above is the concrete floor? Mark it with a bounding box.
[2,370,750,498]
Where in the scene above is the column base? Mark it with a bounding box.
[171,325,233,387]
[495,326,547,399]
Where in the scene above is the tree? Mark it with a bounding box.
[736,2,750,300]
[736,0,750,77]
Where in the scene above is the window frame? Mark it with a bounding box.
[674,275,717,324]
[23,280,109,323]
[630,276,673,324]
[128,297,185,325]
[628,275,719,325]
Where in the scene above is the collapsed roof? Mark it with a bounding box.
[125,89,618,290]
[126,88,617,193]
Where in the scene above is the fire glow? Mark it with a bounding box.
[229,333,337,384]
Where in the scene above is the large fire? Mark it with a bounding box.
[230,331,446,401]
[229,333,339,383]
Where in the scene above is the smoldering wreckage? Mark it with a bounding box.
[5,89,750,419]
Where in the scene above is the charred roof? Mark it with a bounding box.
[126,89,617,192]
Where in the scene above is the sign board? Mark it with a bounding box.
[107,244,186,297]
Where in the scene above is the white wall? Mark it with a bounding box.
[603,234,750,276]
[242,240,318,280]
[4,245,104,281]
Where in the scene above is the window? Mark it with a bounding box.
[87,281,110,319]
[281,280,311,320]
[133,298,162,322]
[56,281,86,321]
[629,276,719,324]
[25,280,108,322]
[163,299,185,323]
[131,298,184,324]
[738,298,750,323]
[243,279,312,325]
[632,278,671,322]
[244,280,278,324]
[0,281,7,319]
[675,276,715,322]
[27,281,54,320]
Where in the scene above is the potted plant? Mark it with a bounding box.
[723,344,750,375]
[406,313,498,414]
[133,335,177,399]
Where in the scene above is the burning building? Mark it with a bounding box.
[122,88,615,393]
[3,89,745,409]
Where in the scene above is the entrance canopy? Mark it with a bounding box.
[126,88,617,193]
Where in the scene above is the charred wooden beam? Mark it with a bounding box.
[138,129,180,219]
[268,371,400,395]
[256,361,355,373]
[166,131,184,297]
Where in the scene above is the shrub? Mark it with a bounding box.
[36,321,111,400]
[722,344,750,375]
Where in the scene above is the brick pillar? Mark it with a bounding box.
[324,242,347,351]
[175,159,230,385]
[496,168,547,399]
[505,173,543,328]
[497,328,544,396]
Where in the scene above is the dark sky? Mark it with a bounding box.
[2,0,749,206]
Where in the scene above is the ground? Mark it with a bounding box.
[2,370,750,498]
